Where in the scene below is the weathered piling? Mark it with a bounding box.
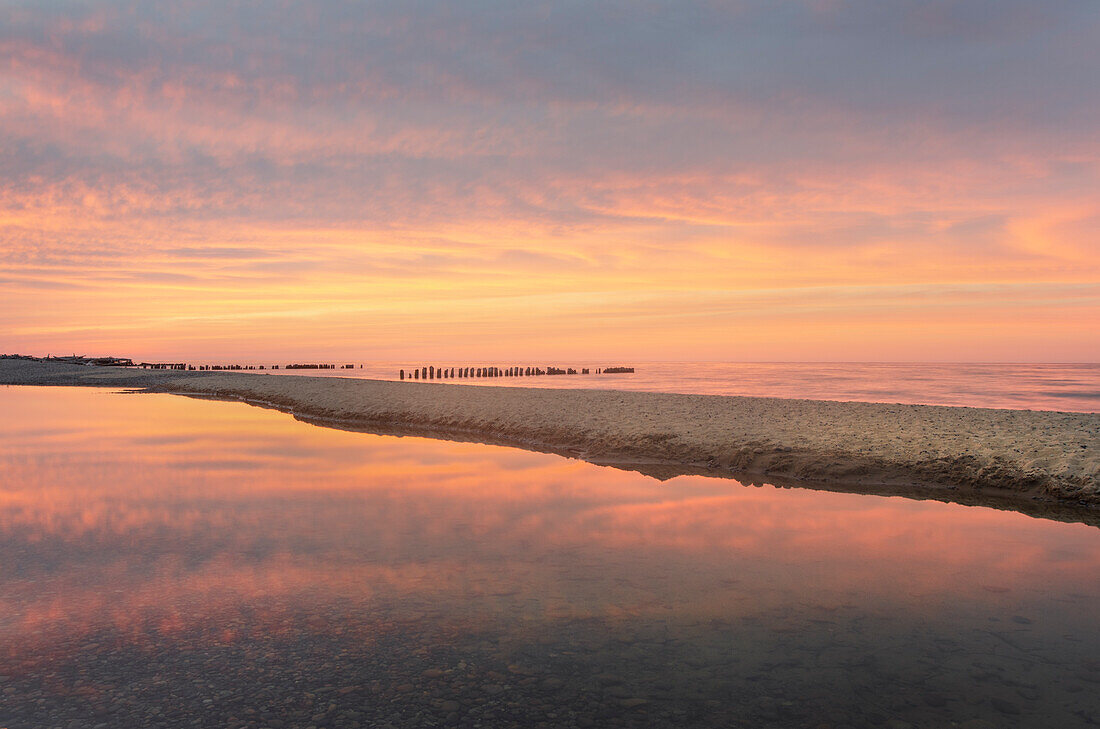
[397,363,635,381]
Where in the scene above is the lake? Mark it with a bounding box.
[2,386,1099,728]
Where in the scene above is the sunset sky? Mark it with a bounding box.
[2,1,1098,361]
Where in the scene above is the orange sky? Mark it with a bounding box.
[1,2,1098,361]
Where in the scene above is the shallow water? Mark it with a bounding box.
[2,386,1099,728]
[260,361,1100,412]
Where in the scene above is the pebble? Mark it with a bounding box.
[2,601,1096,729]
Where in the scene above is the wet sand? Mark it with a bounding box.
[3,359,1097,515]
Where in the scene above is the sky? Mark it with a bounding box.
[1,0,1098,362]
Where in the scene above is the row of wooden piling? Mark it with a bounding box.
[139,362,188,370]
[148,363,365,371]
[398,365,634,380]
[114,359,635,379]
[192,364,267,370]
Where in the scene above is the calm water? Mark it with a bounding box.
[2,387,1100,728]
[259,361,1100,412]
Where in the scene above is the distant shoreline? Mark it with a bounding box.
[3,359,1097,524]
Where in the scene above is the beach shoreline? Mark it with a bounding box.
[3,359,1097,521]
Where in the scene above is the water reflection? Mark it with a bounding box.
[2,386,1099,728]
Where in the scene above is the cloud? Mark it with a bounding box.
[0,0,1096,359]
[163,246,275,260]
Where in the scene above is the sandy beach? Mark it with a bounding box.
[3,359,1097,516]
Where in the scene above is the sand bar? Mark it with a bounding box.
[3,359,1098,518]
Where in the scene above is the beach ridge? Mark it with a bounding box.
[3,359,1097,513]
